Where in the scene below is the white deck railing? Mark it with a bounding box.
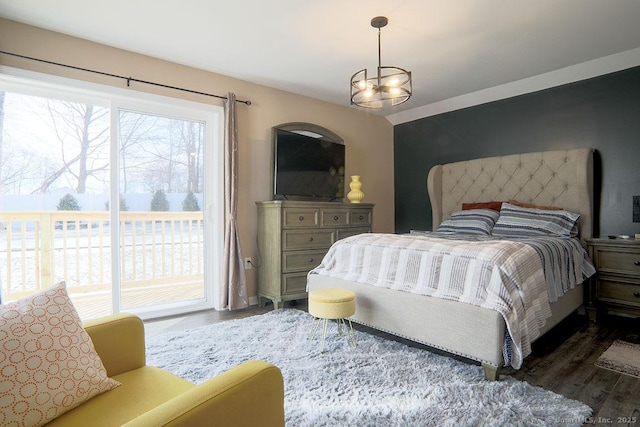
[0,211,204,302]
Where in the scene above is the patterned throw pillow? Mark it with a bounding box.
[0,282,120,427]
[436,209,500,236]
[492,202,580,238]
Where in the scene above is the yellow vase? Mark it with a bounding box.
[347,175,365,203]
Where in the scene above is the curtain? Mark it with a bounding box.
[219,93,248,310]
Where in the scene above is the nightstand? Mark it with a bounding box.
[586,238,640,320]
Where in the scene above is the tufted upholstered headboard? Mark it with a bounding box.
[427,148,595,241]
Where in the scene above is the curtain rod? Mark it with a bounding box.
[0,50,251,105]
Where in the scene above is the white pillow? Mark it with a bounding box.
[0,282,120,427]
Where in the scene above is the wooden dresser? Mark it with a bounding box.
[586,238,640,320]
[256,201,374,308]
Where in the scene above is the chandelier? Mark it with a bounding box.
[350,16,412,109]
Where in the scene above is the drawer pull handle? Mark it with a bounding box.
[635,261,640,266]
[635,292,640,298]
[334,215,339,221]
[309,237,314,242]
[359,215,364,220]
[308,258,314,263]
[298,216,305,221]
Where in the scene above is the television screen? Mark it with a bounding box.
[274,128,345,200]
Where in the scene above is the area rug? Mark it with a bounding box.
[595,339,640,378]
[146,309,591,426]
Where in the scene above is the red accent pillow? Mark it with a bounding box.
[461,201,503,212]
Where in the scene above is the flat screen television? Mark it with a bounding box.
[273,128,345,200]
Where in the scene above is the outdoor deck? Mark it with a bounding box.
[1,210,206,319]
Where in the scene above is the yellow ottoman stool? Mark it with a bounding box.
[308,288,357,352]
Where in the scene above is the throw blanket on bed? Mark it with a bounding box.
[410,231,596,303]
[505,235,596,301]
[310,233,576,369]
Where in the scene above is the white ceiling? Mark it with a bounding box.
[2,0,640,123]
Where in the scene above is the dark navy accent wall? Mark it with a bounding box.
[394,66,640,237]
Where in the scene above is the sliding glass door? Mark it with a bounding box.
[0,71,222,319]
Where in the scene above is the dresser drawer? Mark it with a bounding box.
[597,248,640,276]
[321,210,349,227]
[350,210,372,227]
[282,273,308,294]
[282,249,327,272]
[283,229,335,250]
[283,209,318,228]
[598,278,640,307]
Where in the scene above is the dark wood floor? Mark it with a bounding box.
[504,313,640,425]
[145,302,640,426]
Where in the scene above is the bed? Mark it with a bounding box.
[307,148,596,380]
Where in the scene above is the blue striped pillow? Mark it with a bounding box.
[436,209,500,236]
[492,202,580,238]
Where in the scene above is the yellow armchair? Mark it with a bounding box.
[45,313,285,427]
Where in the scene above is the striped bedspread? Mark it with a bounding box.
[504,235,596,302]
[309,232,595,369]
[410,231,596,303]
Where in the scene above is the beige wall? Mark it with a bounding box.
[0,18,394,302]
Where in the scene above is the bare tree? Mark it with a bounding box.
[0,92,40,194]
[37,100,110,194]
[140,132,178,193]
[131,117,203,194]
[0,144,42,194]
[118,112,188,194]
[180,121,204,193]
[143,119,204,193]
[118,111,161,193]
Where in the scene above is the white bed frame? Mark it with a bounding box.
[308,148,594,380]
